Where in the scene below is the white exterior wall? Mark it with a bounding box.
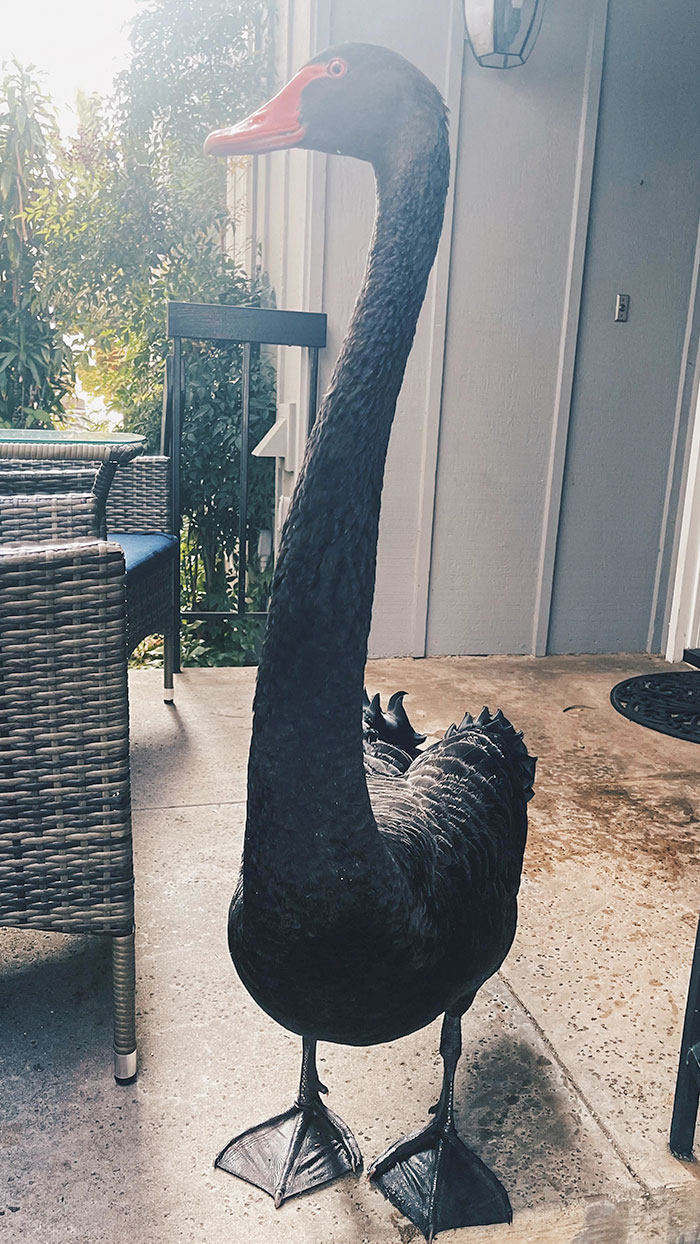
[243,0,700,658]
[429,0,607,655]
[545,0,700,655]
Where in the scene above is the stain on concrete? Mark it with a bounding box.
[366,654,700,885]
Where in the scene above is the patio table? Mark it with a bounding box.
[0,428,145,532]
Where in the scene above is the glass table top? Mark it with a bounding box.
[0,429,144,445]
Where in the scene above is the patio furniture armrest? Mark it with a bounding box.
[0,464,99,495]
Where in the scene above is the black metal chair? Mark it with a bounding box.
[164,302,327,668]
[670,912,700,1159]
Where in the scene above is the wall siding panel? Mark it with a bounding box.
[427,0,597,655]
[547,0,700,654]
[253,0,700,658]
[324,0,457,656]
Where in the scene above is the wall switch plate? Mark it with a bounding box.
[615,293,630,322]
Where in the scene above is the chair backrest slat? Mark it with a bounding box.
[164,301,327,642]
[166,301,327,348]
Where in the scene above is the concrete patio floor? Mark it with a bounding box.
[2,654,700,1243]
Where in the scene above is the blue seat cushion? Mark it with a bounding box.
[110,532,178,584]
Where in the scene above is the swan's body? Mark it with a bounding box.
[233,706,532,1046]
[206,43,534,1238]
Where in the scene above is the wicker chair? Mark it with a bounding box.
[0,504,137,1082]
[0,459,177,1079]
[104,456,178,700]
[0,456,178,700]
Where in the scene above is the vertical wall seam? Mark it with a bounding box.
[297,0,331,457]
[531,0,609,656]
[275,0,293,349]
[649,206,700,655]
[673,372,700,656]
[410,0,465,658]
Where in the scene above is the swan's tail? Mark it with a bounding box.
[363,693,536,803]
[363,688,426,756]
[445,707,536,803]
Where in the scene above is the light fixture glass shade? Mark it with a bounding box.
[464,0,546,69]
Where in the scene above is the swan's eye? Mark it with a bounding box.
[327,58,347,78]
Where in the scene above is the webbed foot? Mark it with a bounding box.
[369,1120,511,1241]
[215,1039,362,1205]
[369,1013,512,1240]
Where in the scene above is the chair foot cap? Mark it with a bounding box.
[670,1146,696,1163]
[114,1049,138,1083]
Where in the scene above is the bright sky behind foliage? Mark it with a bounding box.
[2,0,140,133]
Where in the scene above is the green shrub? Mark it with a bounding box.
[34,0,278,660]
[0,61,74,426]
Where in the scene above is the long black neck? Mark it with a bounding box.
[248,127,449,851]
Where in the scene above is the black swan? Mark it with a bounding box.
[204,43,535,1239]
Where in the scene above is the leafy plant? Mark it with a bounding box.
[34,0,277,656]
[179,338,276,611]
[130,615,265,669]
[0,61,74,425]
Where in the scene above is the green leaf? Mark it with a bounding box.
[0,12,275,662]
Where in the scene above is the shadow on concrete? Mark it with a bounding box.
[456,1033,602,1208]
[2,931,113,1085]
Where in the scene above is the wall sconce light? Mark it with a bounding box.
[464,0,547,68]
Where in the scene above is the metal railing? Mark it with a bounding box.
[163,301,327,670]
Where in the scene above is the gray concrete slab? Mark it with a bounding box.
[128,666,257,812]
[365,655,700,1192]
[2,657,700,1243]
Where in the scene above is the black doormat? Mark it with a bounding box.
[610,672,700,744]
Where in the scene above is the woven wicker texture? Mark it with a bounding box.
[0,466,98,495]
[106,457,172,534]
[0,493,99,543]
[0,540,134,935]
[0,456,176,668]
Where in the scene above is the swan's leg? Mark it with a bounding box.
[215,1038,362,1205]
[369,1014,511,1241]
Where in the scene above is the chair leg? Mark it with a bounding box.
[670,912,700,1160]
[172,549,181,676]
[112,930,138,1084]
[163,628,175,704]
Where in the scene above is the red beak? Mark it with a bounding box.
[204,63,327,157]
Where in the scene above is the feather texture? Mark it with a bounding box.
[225,44,535,1053]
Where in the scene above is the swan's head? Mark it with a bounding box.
[204,43,447,170]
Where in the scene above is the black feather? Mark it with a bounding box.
[208,41,537,1236]
[362,687,426,755]
[220,35,535,1181]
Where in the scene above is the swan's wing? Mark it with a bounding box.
[407,706,535,803]
[363,738,414,777]
[366,706,535,928]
